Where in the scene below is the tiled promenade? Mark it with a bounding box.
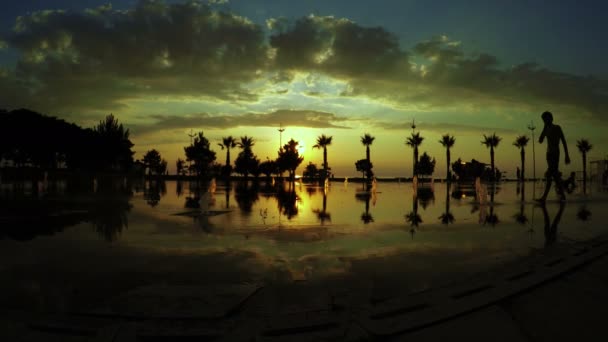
[3,235,608,341]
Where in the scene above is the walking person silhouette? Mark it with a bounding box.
[537,111,570,202]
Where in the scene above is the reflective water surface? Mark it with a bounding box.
[1,179,607,312]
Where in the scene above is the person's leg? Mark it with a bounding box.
[539,154,559,201]
[555,171,566,201]
[538,169,552,201]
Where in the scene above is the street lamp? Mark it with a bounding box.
[187,129,196,176]
[528,121,536,182]
[278,123,285,149]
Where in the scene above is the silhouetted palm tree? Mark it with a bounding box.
[238,136,255,150]
[218,136,237,177]
[513,135,529,181]
[406,132,424,177]
[360,134,375,181]
[313,134,333,180]
[439,134,455,181]
[576,139,592,192]
[481,133,502,181]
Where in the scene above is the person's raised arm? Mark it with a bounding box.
[560,127,570,164]
[539,125,547,144]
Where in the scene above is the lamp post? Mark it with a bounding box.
[528,121,536,182]
[187,129,196,176]
[411,119,417,180]
[278,123,285,149]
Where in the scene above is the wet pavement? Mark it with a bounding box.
[3,234,608,341]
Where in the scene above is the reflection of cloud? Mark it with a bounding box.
[131,109,352,135]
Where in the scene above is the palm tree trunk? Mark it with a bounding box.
[414,147,419,177]
[366,146,371,181]
[583,152,587,193]
[490,147,495,181]
[226,149,230,168]
[446,148,451,181]
[520,148,525,181]
[323,147,328,178]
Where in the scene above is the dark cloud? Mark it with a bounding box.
[130,109,351,135]
[269,15,411,79]
[0,4,606,123]
[355,36,608,119]
[1,0,268,112]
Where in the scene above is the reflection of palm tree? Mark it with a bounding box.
[482,133,502,181]
[439,134,455,181]
[405,193,422,227]
[360,134,375,181]
[541,202,565,246]
[218,136,238,178]
[406,132,424,177]
[276,185,299,220]
[576,206,592,221]
[313,191,331,225]
[235,181,259,214]
[513,182,528,225]
[439,182,454,225]
[356,192,374,224]
[313,134,333,180]
[576,139,592,193]
[513,135,529,181]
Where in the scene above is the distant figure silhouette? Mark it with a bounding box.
[537,111,570,202]
[563,171,577,193]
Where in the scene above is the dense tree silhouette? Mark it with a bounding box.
[439,134,455,181]
[184,131,216,179]
[406,132,424,177]
[355,159,372,179]
[482,133,502,181]
[259,159,277,181]
[415,152,436,177]
[313,134,333,180]
[234,136,259,179]
[143,149,167,176]
[277,139,304,181]
[576,139,592,192]
[0,109,135,175]
[94,114,134,172]
[513,135,529,181]
[176,158,186,177]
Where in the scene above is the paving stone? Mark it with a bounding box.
[582,253,608,282]
[390,305,527,342]
[101,283,261,319]
[503,275,608,341]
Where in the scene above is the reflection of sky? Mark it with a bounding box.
[1,180,608,311]
[121,181,608,281]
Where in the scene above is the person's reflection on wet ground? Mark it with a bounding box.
[541,202,566,246]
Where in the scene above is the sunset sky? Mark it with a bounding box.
[1,0,607,177]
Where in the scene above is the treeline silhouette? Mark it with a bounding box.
[0,108,134,179]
